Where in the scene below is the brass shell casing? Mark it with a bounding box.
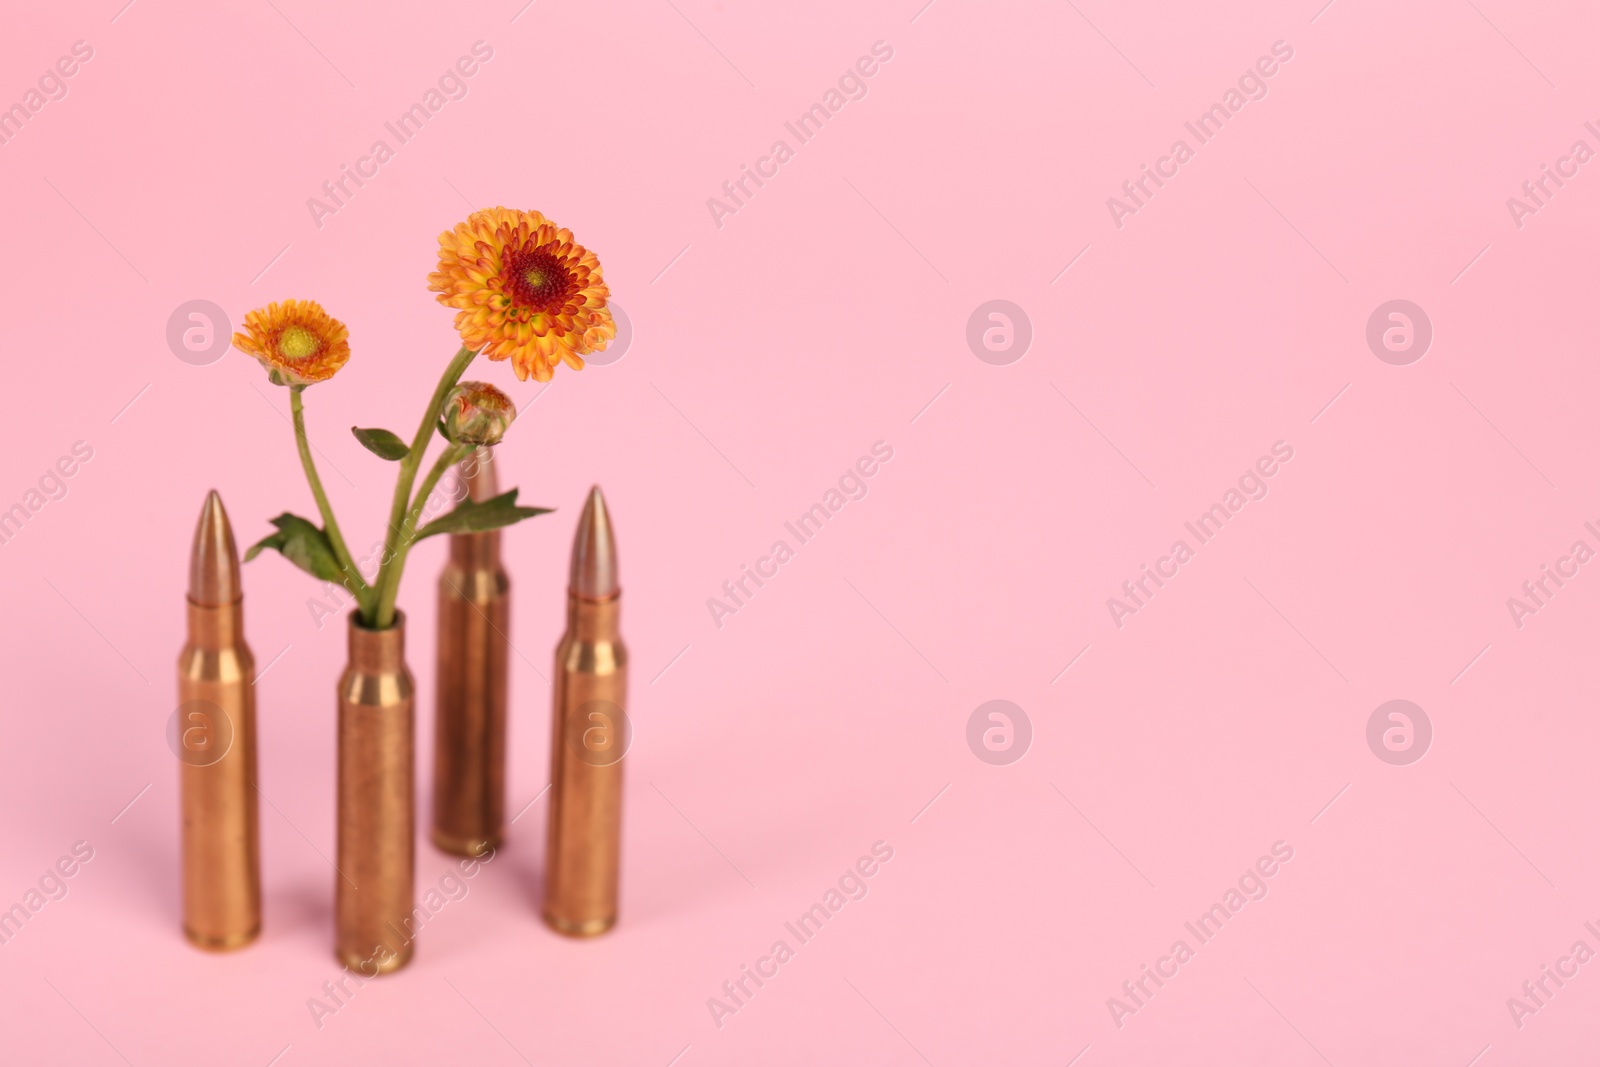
[336,613,415,975]
[178,599,261,950]
[432,533,510,857]
[544,592,627,937]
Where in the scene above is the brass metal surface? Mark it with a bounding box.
[179,491,260,951]
[336,612,416,974]
[432,483,510,856]
[544,487,626,936]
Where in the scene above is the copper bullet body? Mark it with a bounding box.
[433,448,509,857]
[336,613,415,974]
[544,487,627,937]
[179,491,261,950]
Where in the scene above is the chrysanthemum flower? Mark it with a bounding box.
[442,381,516,446]
[232,300,351,386]
[428,207,615,383]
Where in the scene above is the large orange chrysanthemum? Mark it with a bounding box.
[232,299,351,386]
[427,207,615,383]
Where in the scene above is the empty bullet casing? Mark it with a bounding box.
[178,490,261,950]
[336,613,415,974]
[433,448,510,857]
[544,486,627,937]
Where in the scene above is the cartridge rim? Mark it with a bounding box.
[184,923,261,953]
[542,912,616,939]
[430,828,502,858]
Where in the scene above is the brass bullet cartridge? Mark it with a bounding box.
[544,486,627,937]
[178,490,261,951]
[336,612,415,974]
[432,447,510,857]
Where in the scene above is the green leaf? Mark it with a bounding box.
[352,426,410,461]
[435,419,450,442]
[244,513,344,583]
[414,488,552,541]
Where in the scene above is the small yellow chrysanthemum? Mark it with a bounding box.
[232,300,351,386]
[428,207,615,383]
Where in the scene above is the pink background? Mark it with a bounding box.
[2,0,1598,1062]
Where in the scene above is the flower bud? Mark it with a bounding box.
[442,381,516,446]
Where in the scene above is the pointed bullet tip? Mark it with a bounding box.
[570,485,618,598]
[189,490,241,606]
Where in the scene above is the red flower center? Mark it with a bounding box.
[504,246,574,313]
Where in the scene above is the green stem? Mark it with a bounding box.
[371,444,467,626]
[369,346,477,628]
[289,385,370,608]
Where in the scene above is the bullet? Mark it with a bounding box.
[336,609,416,975]
[178,490,261,950]
[432,447,510,857]
[544,486,627,936]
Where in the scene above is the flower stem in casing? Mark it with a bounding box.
[289,385,369,608]
[369,347,477,628]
